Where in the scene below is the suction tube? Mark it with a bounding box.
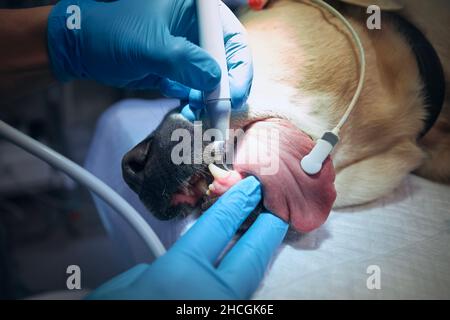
[0,120,166,258]
[196,0,232,155]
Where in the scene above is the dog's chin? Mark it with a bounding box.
[150,204,194,221]
[137,187,198,221]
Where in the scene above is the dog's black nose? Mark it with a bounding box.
[121,138,151,193]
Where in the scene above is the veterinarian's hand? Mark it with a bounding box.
[87,177,288,300]
[158,2,253,119]
[48,0,252,95]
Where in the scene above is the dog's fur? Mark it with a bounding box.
[232,0,450,207]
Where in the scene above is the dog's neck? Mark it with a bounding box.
[388,12,446,138]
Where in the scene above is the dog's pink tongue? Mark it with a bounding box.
[211,119,336,233]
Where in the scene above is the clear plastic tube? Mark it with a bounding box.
[311,0,366,135]
[0,119,166,258]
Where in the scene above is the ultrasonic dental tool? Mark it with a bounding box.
[196,0,232,165]
[300,0,366,175]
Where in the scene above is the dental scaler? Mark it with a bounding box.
[196,0,232,164]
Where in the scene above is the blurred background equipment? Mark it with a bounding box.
[0,0,166,300]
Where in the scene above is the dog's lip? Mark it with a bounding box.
[232,117,336,232]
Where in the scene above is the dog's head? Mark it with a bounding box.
[121,109,217,220]
[122,108,337,232]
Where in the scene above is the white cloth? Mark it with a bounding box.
[256,175,450,299]
[85,99,189,269]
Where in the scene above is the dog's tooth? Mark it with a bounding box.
[206,184,215,196]
[208,163,229,179]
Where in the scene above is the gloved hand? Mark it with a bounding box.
[87,177,288,300]
[160,1,253,119]
[47,0,253,112]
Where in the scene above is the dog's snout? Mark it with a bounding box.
[122,138,151,193]
[121,109,204,218]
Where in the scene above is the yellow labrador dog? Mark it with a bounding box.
[122,0,449,229]
[237,0,449,207]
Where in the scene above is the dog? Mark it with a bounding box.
[121,0,449,231]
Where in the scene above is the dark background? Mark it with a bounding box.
[0,0,164,299]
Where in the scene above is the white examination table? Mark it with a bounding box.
[85,99,450,299]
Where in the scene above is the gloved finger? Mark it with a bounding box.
[124,74,162,90]
[149,34,222,92]
[180,104,197,122]
[220,3,253,109]
[172,177,261,264]
[218,213,288,298]
[161,5,252,111]
[159,78,190,100]
[159,79,204,110]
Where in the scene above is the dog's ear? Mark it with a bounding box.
[338,0,404,11]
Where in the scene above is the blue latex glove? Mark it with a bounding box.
[47,0,253,112]
[160,1,253,119]
[87,177,288,300]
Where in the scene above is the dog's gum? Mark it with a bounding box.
[208,170,243,196]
